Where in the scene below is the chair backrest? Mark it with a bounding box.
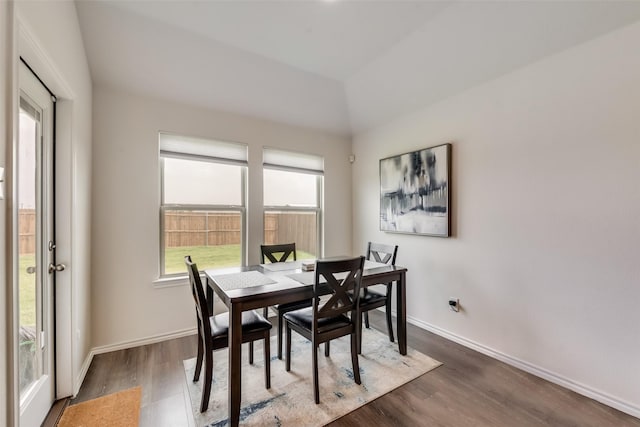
[185,256,212,340]
[261,243,297,263]
[313,256,365,323]
[366,242,398,266]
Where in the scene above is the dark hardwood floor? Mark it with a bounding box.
[70,312,640,426]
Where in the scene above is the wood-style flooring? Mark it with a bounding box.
[68,312,640,426]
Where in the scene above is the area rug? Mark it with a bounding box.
[183,327,441,426]
[57,386,141,427]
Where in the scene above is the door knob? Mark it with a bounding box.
[48,263,66,274]
[26,266,36,274]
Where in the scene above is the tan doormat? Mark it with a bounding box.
[57,386,141,427]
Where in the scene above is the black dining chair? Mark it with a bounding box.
[261,242,297,264]
[185,255,272,412]
[283,256,365,404]
[356,242,398,353]
[260,243,312,359]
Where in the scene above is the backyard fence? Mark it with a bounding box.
[264,211,317,255]
[19,210,318,255]
[19,209,36,255]
[165,211,317,254]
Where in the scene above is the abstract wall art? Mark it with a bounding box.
[380,143,451,237]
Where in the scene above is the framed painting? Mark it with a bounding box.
[380,143,451,237]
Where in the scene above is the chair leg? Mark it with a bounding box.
[385,296,395,343]
[364,311,370,328]
[313,345,320,404]
[324,341,330,357]
[249,341,254,365]
[350,333,361,385]
[277,311,284,360]
[285,322,292,372]
[263,306,269,319]
[357,312,363,355]
[264,334,271,389]
[193,330,203,382]
[200,350,213,412]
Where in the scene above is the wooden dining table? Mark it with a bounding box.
[204,259,408,427]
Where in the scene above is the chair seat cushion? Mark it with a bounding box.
[274,299,312,313]
[348,289,387,306]
[209,310,272,339]
[360,289,387,304]
[283,307,351,333]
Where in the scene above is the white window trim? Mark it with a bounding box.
[158,143,248,281]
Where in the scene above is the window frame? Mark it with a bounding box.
[159,149,247,279]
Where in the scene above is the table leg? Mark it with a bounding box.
[206,277,214,314]
[396,271,407,355]
[228,304,242,427]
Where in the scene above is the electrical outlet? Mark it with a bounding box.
[449,298,460,312]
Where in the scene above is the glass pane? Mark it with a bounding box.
[264,211,317,258]
[18,109,39,395]
[163,158,242,205]
[263,169,318,207]
[163,210,242,274]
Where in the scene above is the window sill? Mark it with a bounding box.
[153,275,189,289]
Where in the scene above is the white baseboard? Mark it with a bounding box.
[406,315,640,419]
[74,351,94,396]
[73,327,198,396]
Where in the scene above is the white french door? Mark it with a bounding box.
[17,61,57,427]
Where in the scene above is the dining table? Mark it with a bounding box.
[204,258,408,427]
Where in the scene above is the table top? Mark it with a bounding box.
[204,259,406,304]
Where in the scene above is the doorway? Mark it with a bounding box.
[17,60,59,427]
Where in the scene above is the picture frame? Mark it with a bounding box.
[379,143,451,237]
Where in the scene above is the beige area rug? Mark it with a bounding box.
[57,386,141,427]
[184,327,441,426]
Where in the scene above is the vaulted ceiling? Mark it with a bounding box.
[76,1,640,136]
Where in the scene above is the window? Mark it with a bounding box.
[160,133,247,276]
[263,148,323,258]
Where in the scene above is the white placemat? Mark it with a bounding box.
[210,271,277,291]
[364,260,388,269]
[287,261,389,286]
[286,271,315,286]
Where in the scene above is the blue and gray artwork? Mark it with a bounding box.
[380,144,450,236]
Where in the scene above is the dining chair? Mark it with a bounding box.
[283,256,365,404]
[356,242,398,353]
[260,242,312,359]
[185,256,272,412]
[260,242,297,264]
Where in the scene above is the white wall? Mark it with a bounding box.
[13,0,93,400]
[352,22,640,416]
[90,86,352,348]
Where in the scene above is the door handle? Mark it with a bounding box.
[48,263,66,274]
[26,266,36,274]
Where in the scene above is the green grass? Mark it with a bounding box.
[18,254,36,328]
[165,244,242,274]
[164,244,316,275]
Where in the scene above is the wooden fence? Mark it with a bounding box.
[165,211,317,254]
[164,211,241,247]
[264,211,317,254]
[19,210,318,255]
[19,209,36,255]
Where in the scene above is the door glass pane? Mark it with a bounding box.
[163,210,242,274]
[18,107,40,395]
[264,211,317,258]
